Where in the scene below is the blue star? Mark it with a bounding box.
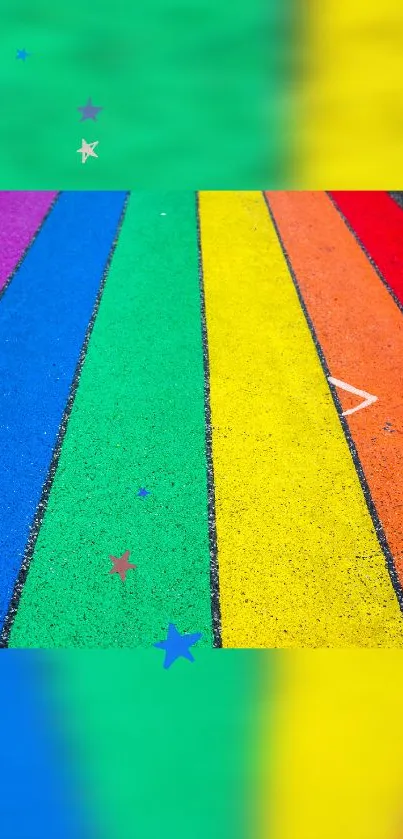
[137,487,150,498]
[77,97,103,122]
[16,49,29,61]
[154,623,203,669]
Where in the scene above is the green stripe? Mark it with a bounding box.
[10,192,213,647]
[51,651,269,839]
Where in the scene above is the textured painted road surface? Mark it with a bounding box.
[0,192,127,636]
[2,190,403,647]
[8,193,214,647]
[0,191,57,293]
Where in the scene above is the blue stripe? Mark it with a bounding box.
[0,191,127,628]
[0,651,95,839]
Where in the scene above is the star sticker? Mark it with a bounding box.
[137,488,150,498]
[77,140,99,163]
[77,139,98,164]
[78,98,103,122]
[154,623,203,669]
[109,550,136,582]
[16,49,30,61]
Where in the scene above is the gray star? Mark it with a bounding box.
[78,98,103,122]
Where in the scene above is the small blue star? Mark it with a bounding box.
[154,623,203,669]
[137,487,150,498]
[16,49,30,61]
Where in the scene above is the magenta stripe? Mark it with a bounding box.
[0,192,58,292]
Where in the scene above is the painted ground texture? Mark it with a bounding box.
[2,190,403,648]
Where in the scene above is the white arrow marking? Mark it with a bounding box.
[327,376,378,417]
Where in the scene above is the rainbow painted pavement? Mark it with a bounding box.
[2,191,403,648]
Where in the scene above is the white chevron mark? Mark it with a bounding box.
[328,376,378,417]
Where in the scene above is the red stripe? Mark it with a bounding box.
[329,191,403,306]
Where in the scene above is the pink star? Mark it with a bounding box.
[109,550,136,582]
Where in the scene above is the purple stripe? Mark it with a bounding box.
[0,192,58,292]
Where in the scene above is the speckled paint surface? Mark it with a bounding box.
[0,191,57,292]
[268,191,403,594]
[9,191,214,648]
[2,189,403,647]
[264,651,403,839]
[199,191,403,647]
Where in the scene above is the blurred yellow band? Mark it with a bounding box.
[266,651,403,839]
[298,0,403,187]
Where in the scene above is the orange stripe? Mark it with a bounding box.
[266,190,403,592]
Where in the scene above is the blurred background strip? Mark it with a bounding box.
[0,652,92,839]
[298,1,403,187]
[4,650,403,839]
[0,0,294,189]
[2,1,403,188]
[329,192,403,305]
[265,651,403,839]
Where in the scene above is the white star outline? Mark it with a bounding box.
[76,139,99,164]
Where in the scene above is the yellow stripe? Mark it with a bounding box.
[198,190,403,647]
[267,651,403,839]
[298,1,403,188]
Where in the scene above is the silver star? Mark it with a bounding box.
[76,139,99,164]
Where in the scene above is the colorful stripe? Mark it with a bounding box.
[267,190,403,599]
[9,192,214,648]
[299,2,403,188]
[0,4,400,189]
[52,651,264,839]
[330,191,403,306]
[266,651,403,839]
[199,190,403,647]
[0,192,127,635]
[0,191,58,294]
[0,2,293,189]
